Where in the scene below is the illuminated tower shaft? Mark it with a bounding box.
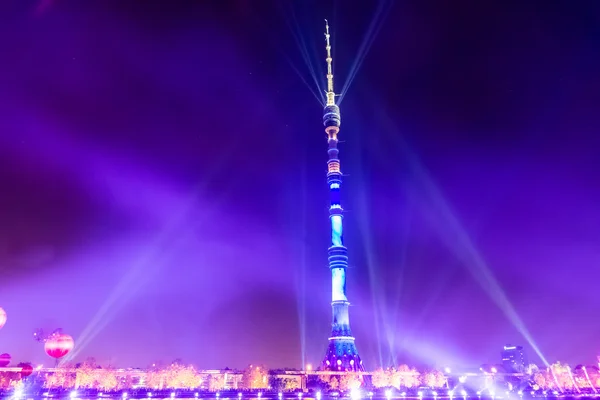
[321,20,363,372]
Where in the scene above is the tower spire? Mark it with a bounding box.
[324,19,335,106]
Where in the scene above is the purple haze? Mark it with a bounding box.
[0,0,599,369]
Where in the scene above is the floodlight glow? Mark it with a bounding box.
[258,394,262,399]
[148,393,153,398]
[461,390,466,396]
[99,393,103,398]
[350,389,361,400]
[171,393,175,398]
[238,393,242,399]
[70,391,78,399]
[123,393,128,399]
[278,393,283,400]
[418,392,423,398]
[491,367,497,373]
[217,393,220,398]
[298,393,303,400]
[385,390,392,400]
[195,394,199,398]
[317,392,322,400]
[444,367,451,373]
[459,376,467,383]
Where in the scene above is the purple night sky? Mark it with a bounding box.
[1,0,599,370]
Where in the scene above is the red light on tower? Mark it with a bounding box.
[44,333,74,359]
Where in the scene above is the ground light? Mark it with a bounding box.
[385,390,392,400]
[317,391,322,400]
[278,393,283,400]
[13,387,24,399]
[70,391,78,399]
[351,389,361,400]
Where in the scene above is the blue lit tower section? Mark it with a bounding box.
[321,20,363,372]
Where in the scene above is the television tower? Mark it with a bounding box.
[321,20,363,372]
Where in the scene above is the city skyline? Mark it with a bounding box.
[1,0,599,369]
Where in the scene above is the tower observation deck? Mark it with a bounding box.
[321,20,363,372]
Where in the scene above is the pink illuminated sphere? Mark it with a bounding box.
[0,307,6,329]
[0,353,11,367]
[44,333,74,359]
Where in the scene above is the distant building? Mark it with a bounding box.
[501,345,527,372]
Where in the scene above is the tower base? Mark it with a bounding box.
[322,336,364,372]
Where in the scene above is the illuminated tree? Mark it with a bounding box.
[242,365,268,389]
[390,365,420,389]
[45,367,76,389]
[269,376,301,391]
[283,377,301,391]
[207,374,225,391]
[98,368,119,391]
[372,368,391,388]
[164,363,201,389]
[421,369,445,388]
[145,370,165,389]
[533,371,548,389]
[0,371,20,390]
[550,362,574,391]
[75,359,98,388]
[339,373,361,391]
[587,368,600,389]
[319,374,339,390]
